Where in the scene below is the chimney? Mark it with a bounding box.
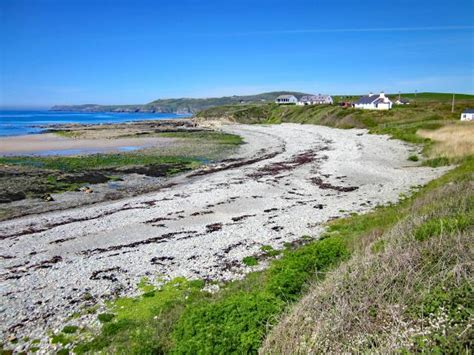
[369,92,373,97]
[379,91,385,98]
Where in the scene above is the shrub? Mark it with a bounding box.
[97,313,115,323]
[243,256,258,266]
[408,154,419,162]
[414,215,471,241]
[172,292,283,354]
[62,325,79,334]
[266,237,349,301]
[423,156,450,167]
[260,245,280,257]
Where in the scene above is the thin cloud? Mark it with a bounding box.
[195,25,474,37]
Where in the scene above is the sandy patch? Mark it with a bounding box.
[0,133,176,156]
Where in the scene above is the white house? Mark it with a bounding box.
[461,109,474,121]
[354,92,393,110]
[297,94,333,106]
[395,98,410,105]
[275,95,298,105]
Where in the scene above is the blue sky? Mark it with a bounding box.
[1,0,473,107]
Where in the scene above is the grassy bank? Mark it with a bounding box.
[262,158,473,353]
[39,101,471,353]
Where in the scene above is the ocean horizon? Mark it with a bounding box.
[0,110,191,137]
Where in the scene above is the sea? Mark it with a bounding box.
[0,110,191,137]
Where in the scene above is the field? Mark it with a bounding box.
[35,95,472,354]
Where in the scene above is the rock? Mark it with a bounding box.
[42,194,54,202]
[0,191,26,203]
[79,186,93,193]
[58,172,109,184]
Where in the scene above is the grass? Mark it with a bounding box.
[62,325,79,334]
[418,122,474,159]
[262,160,473,353]
[73,233,348,353]
[242,256,259,266]
[51,130,82,138]
[158,130,244,145]
[408,154,419,162]
[0,154,201,173]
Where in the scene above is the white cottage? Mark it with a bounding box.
[275,95,298,105]
[354,92,393,110]
[297,94,333,106]
[395,98,410,105]
[461,109,474,121]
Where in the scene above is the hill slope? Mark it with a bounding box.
[51,92,473,114]
[50,91,309,114]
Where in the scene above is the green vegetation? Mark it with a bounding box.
[242,256,259,266]
[262,159,473,353]
[62,325,79,334]
[97,313,115,323]
[0,154,200,173]
[260,244,281,257]
[51,91,309,113]
[74,230,348,353]
[158,130,243,145]
[52,92,472,114]
[408,154,419,161]
[51,130,82,138]
[423,156,451,167]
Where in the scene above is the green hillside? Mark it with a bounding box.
[332,92,474,103]
[51,92,473,114]
[50,91,309,114]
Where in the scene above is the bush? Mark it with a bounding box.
[172,292,283,354]
[423,156,450,167]
[266,237,349,301]
[62,325,79,334]
[243,256,258,266]
[260,245,280,257]
[408,154,419,162]
[414,215,471,241]
[97,313,115,323]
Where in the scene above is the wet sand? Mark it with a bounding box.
[0,133,177,156]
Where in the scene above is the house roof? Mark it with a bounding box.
[397,98,410,103]
[354,95,379,104]
[463,108,474,114]
[355,94,392,105]
[300,94,332,102]
[276,95,296,100]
